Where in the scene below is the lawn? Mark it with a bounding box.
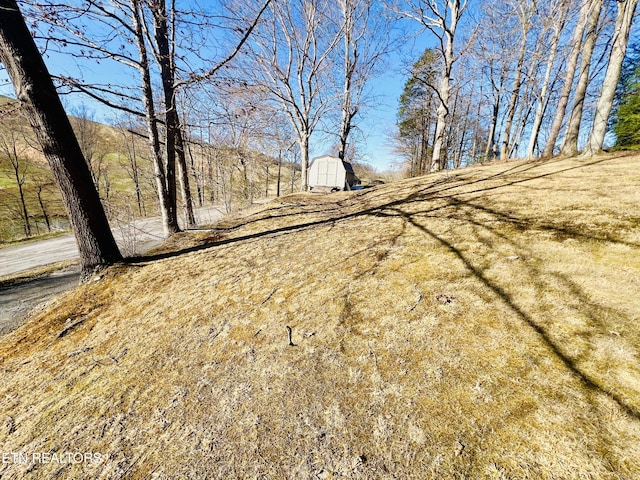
[1,153,639,479]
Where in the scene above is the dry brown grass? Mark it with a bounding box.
[1,153,640,479]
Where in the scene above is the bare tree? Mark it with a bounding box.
[481,46,509,161]
[542,0,600,157]
[498,0,537,160]
[334,0,394,162]
[145,0,198,228]
[393,0,468,171]
[32,168,55,233]
[583,0,639,155]
[526,0,571,159]
[0,0,121,277]
[148,0,183,228]
[246,0,342,190]
[560,0,604,156]
[130,0,179,235]
[0,112,31,236]
[118,120,149,217]
[69,104,110,195]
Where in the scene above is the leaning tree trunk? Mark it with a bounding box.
[542,0,595,157]
[583,0,638,156]
[561,0,603,156]
[0,0,122,277]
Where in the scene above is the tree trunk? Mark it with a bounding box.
[132,0,178,237]
[291,164,296,193]
[527,3,568,160]
[542,0,595,157]
[338,0,358,162]
[276,151,282,197]
[561,0,603,156]
[300,134,310,191]
[15,174,31,237]
[150,0,181,233]
[485,95,500,161]
[484,60,506,162]
[0,0,121,277]
[36,185,52,232]
[5,145,32,237]
[427,0,463,172]
[455,94,471,168]
[175,128,196,227]
[151,0,195,228]
[185,137,204,207]
[430,43,452,170]
[470,84,482,163]
[583,0,638,156]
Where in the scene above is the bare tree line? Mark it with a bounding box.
[9,0,391,231]
[396,0,639,175]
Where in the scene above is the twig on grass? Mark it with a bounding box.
[286,325,296,346]
[406,284,423,311]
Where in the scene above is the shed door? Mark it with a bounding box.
[318,159,338,187]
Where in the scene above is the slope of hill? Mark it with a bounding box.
[1,153,639,478]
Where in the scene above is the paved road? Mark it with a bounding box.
[0,205,226,277]
[0,264,82,335]
[0,205,226,335]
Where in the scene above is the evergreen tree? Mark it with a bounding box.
[613,65,640,147]
[397,49,441,176]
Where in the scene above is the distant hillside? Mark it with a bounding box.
[0,97,160,243]
[0,95,134,165]
[1,153,639,478]
[0,96,299,243]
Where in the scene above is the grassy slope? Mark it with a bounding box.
[1,153,640,479]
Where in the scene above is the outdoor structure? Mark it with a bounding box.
[308,155,359,192]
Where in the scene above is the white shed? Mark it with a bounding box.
[308,155,359,192]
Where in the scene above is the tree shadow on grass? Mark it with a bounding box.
[125,155,640,421]
[376,198,640,421]
[130,155,633,267]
